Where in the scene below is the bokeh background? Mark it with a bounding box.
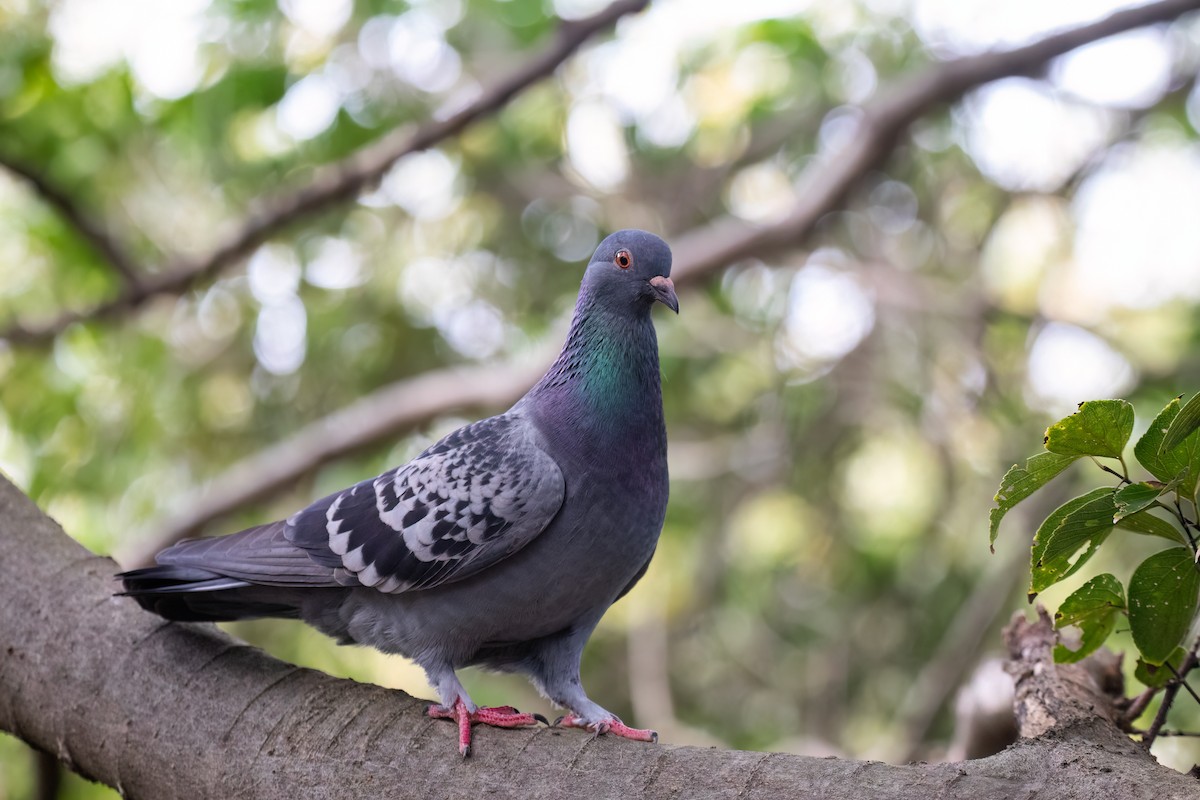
[3,0,1200,796]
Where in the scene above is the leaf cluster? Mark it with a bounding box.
[992,396,1200,673]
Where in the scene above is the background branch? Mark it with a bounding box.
[0,0,648,345]
[120,0,1200,561]
[0,153,143,288]
[119,355,552,566]
[668,0,1200,286]
[3,476,1194,800]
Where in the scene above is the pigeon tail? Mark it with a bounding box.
[119,565,302,622]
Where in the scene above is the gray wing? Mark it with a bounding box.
[285,412,565,593]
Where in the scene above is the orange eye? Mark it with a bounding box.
[615,250,632,269]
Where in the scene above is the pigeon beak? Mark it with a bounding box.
[648,276,679,314]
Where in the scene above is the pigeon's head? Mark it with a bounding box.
[583,229,678,316]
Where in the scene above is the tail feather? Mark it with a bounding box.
[120,565,251,593]
[118,522,346,623]
[119,565,304,623]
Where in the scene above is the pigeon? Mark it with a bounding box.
[120,229,678,757]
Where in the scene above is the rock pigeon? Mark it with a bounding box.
[120,229,678,756]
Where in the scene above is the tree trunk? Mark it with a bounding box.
[0,475,1195,799]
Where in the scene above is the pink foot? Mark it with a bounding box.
[556,713,658,743]
[427,699,543,756]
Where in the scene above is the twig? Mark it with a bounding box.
[1122,686,1159,729]
[1149,498,1199,550]
[1175,499,1199,548]
[0,0,649,344]
[1142,641,1200,749]
[1091,459,1131,486]
[1165,661,1200,708]
[0,153,144,288]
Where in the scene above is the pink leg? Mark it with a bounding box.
[556,713,658,743]
[427,699,543,756]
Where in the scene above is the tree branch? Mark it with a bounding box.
[0,0,649,345]
[3,476,1196,799]
[118,0,1200,559]
[668,0,1200,287]
[1004,607,1126,737]
[1142,641,1200,748]
[0,153,144,288]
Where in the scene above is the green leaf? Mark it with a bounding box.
[1030,488,1117,597]
[1113,482,1166,521]
[1128,547,1200,665]
[1116,510,1191,547]
[1043,399,1134,459]
[1053,573,1126,664]
[1135,648,1188,689]
[1134,397,1200,500]
[1160,391,1200,455]
[989,452,1078,550]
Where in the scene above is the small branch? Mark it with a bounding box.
[1142,642,1200,749]
[1164,661,1200,708]
[1121,686,1159,729]
[1176,499,1199,548]
[1092,459,1131,486]
[1149,498,1198,550]
[0,0,649,345]
[0,152,144,288]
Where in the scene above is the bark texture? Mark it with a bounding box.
[1,475,1197,799]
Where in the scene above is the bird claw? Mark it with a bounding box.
[555,713,658,743]
[427,699,541,756]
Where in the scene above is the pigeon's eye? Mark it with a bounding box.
[614,250,633,269]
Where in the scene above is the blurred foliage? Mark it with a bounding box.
[3,0,1200,796]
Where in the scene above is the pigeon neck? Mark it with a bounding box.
[530,286,664,440]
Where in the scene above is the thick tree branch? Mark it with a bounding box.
[0,153,144,288]
[0,0,648,345]
[119,0,1200,558]
[3,476,1197,799]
